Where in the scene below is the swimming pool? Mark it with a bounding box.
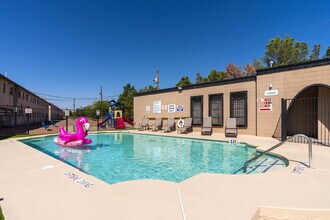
[21,133,286,184]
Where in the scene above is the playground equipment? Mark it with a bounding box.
[98,115,112,127]
[54,116,92,147]
[97,99,133,129]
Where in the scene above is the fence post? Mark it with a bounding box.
[97,116,99,131]
[281,98,287,141]
[66,116,68,132]
[27,114,30,134]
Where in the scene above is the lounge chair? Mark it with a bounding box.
[162,117,175,132]
[178,118,192,134]
[201,117,212,135]
[40,121,49,130]
[150,117,162,131]
[50,120,58,127]
[225,118,238,137]
[137,117,149,131]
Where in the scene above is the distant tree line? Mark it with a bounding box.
[72,101,109,119]
[72,84,138,120]
[176,35,330,87]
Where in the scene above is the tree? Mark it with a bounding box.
[243,64,256,76]
[309,44,321,60]
[74,108,82,117]
[296,41,309,62]
[138,85,156,93]
[176,76,192,87]
[195,72,210,83]
[225,63,243,79]
[262,35,310,67]
[323,46,330,58]
[195,72,204,84]
[207,69,226,82]
[118,83,137,120]
[83,105,94,118]
[252,59,265,70]
[75,105,92,117]
[94,101,109,118]
[72,101,109,118]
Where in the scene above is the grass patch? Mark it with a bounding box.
[0,205,4,220]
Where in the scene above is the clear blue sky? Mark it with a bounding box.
[1,0,329,109]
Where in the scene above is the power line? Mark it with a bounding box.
[287,18,330,35]
[35,92,119,100]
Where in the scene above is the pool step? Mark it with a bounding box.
[247,158,284,174]
[261,159,280,173]
[246,158,269,174]
[234,158,285,174]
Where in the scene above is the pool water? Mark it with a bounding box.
[21,133,286,184]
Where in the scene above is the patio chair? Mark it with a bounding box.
[178,118,192,134]
[201,117,212,135]
[137,117,149,131]
[40,121,50,130]
[225,118,238,137]
[150,117,162,131]
[162,117,175,132]
[50,120,56,126]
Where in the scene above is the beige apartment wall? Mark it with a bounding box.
[134,80,256,135]
[318,87,330,142]
[257,65,330,137]
[283,66,330,98]
[256,73,284,137]
[0,77,15,106]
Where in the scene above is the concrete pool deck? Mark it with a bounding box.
[1,131,330,219]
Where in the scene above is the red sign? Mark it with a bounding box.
[258,97,273,112]
[259,107,272,111]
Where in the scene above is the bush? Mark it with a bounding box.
[0,205,4,220]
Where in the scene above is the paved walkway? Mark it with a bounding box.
[0,131,330,219]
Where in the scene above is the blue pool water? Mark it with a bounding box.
[21,133,286,184]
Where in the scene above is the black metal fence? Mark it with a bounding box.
[0,106,132,137]
[281,97,330,146]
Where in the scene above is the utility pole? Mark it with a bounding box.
[99,85,103,117]
[73,98,76,113]
[154,68,159,90]
[100,86,103,102]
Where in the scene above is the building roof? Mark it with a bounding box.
[256,57,330,75]
[0,74,62,110]
[135,76,255,97]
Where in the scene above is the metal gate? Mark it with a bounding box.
[282,97,330,146]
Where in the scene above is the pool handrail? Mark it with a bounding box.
[243,134,313,173]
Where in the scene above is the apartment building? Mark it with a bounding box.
[0,74,63,127]
[134,58,330,143]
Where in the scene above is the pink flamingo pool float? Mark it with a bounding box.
[54,116,92,147]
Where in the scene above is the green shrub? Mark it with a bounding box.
[0,205,4,220]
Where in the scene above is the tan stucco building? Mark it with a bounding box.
[0,74,63,127]
[134,58,330,142]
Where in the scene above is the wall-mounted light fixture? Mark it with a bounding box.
[269,83,273,90]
